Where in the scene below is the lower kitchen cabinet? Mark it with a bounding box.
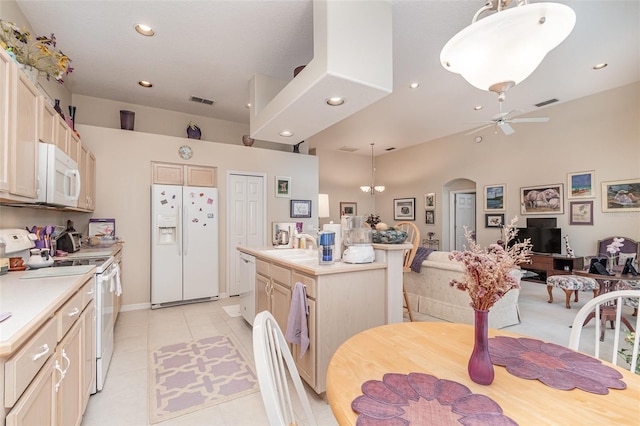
[56,320,82,426]
[4,355,56,426]
[252,255,386,394]
[3,275,95,426]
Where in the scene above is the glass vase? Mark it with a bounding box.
[468,309,494,385]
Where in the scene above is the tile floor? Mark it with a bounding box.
[81,280,630,426]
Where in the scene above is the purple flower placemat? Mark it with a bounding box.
[489,336,626,395]
[351,373,516,425]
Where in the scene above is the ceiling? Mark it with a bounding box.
[15,1,640,156]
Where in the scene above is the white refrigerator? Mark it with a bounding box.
[151,184,219,307]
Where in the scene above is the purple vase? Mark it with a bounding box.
[468,309,494,385]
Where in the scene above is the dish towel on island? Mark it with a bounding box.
[411,247,434,273]
[285,282,310,358]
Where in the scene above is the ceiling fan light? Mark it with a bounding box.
[440,2,576,92]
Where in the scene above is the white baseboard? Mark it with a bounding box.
[121,294,232,312]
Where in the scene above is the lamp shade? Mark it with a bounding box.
[318,193,330,218]
[440,2,576,92]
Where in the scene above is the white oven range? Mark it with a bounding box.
[54,251,121,393]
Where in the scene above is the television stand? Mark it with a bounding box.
[521,254,584,282]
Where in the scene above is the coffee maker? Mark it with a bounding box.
[341,216,375,263]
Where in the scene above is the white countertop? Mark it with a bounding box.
[238,243,410,276]
[0,268,95,356]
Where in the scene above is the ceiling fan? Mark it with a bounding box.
[465,108,550,136]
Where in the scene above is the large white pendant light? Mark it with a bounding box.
[360,143,385,195]
[440,1,576,101]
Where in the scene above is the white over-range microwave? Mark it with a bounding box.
[37,142,81,208]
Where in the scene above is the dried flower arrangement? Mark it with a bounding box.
[449,217,532,311]
[0,19,73,83]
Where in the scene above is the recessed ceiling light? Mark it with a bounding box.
[326,97,345,106]
[245,103,252,109]
[593,63,608,70]
[475,136,483,143]
[409,82,419,89]
[138,80,153,88]
[279,131,293,137]
[474,105,483,111]
[135,24,155,36]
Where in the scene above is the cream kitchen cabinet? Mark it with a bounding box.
[38,99,57,145]
[54,115,68,154]
[151,162,216,187]
[3,274,95,426]
[255,259,292,335]
[76,143,96,211]
[68,131,81,165]
[243,249,388,394]
[0,48,39,201]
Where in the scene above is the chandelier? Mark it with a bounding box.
[360,143,385,195]
[440,0,575,101]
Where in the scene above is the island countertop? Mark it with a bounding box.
[238,243,410,276]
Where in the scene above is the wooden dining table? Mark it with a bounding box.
[326,322,640,425]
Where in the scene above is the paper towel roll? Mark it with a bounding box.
[323,223,342,260]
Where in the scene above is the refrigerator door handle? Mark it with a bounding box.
[183,201,189,256]
[177,204,182,256]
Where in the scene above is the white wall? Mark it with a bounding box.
[366,82,640,254]
[73,125,318,307]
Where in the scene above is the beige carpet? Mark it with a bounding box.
[149,334,259,424]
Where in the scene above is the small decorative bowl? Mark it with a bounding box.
[372,229,408,244]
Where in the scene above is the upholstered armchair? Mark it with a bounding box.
[588,237,639,273]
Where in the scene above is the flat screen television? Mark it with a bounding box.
[513,227,562,255]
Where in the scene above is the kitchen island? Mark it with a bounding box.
[238,243,409,394]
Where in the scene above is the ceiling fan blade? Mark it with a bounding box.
[499,122,516,135]
[464,124,493,135]
[510,117,550,123]
[503,109,523,120]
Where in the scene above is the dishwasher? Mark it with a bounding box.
[238,252,256,325]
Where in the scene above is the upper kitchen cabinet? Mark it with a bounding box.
[0,48,11,192]
[151,162,216,187]
[0,48,39,201]
[76,143,96,211]
[38,99,57,144]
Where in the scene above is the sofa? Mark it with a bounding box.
[404,251,521,329]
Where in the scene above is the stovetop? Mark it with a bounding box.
[53,256,113,273]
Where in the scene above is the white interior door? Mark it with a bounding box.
[227,172,265,296]
[453,192,476,250]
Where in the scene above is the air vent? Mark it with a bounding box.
[385,147,396,151]
[534,98,558,108]
[337,146,359,153]
[189,96,215,105]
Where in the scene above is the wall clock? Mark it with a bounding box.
[178,145,193,160]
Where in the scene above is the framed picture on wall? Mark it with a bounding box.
[569,201,594,225]
[485,213,505,228]
[567,171,595,199]
[290,199,311,218]
[484,184,506,211]
[520,184,564,215]
[425,210,435,225]
[601,179,640,212]
[394,198,415,221]
[340,202,357,216]
[424,193,435,210]
[275,176,291,198]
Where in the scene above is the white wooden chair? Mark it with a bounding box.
[253,310,317,426]
[568,289,640,372]
[394,221,420,322]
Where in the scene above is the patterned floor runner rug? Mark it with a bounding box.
[149,334,259,424]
